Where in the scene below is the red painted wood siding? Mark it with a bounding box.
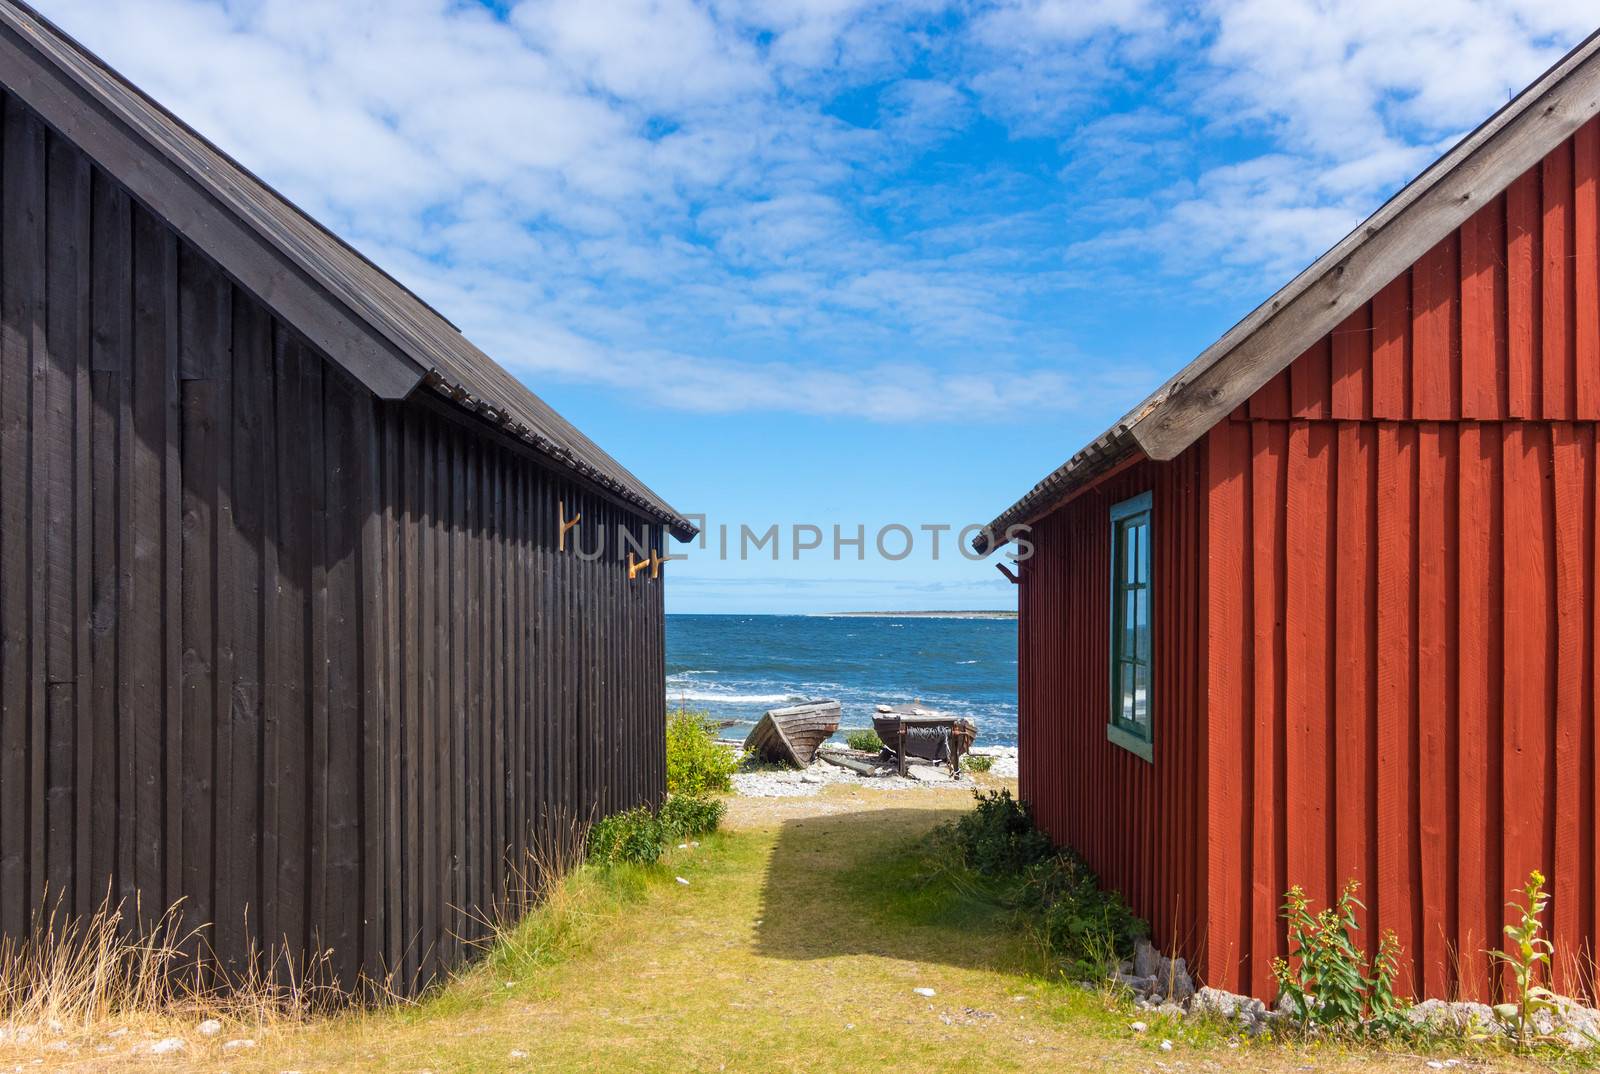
[1203,118,1600,1000]
[1017,453,1209,971]
[1022,117,1600,1002]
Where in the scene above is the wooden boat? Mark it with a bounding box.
[743,699,842,767]
[873,704,978,773]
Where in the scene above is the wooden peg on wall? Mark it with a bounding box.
[559,500,581,551]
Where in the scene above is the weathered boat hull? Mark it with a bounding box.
[744,700,842,767]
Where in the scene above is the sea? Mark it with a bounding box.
[665,613,1020,748]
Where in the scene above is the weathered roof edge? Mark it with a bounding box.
[0,0,698,542]
[977,25,1600,554]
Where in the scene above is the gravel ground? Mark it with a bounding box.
[728,744,1018,798]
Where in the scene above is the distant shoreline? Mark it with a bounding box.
[818,610,1017,620]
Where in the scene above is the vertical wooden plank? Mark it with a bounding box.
[1284,421,1332,911]
[1330,306,1372,421]
[269,330,312,967]
[1289,339,1332,421]
[1415,423,1456,998]
[1411,236,1460,421]
[0,97,42,935]
[1455,423,1501,1000]
[1574,120,1600,419]
[1375,422,1418,997]
[223,291,269,973]
[1333,423,1377,941]
[1543,141,1575,420]
[1551,425,1590,992]
[88,171,131,906]
[43,129,88,915]
[1502,423,1553,981]
[1248,421,1285,999]
[1461,198,1509,421]
[177,245,230,959]
[128,204,174,915]
[399,407,421,989]
[1206,422,1251,992]
[1507,170,1543,419]
[321,371,362,988]
[1371,275,1412,420]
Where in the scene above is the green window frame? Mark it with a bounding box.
[1108,491,1153,762]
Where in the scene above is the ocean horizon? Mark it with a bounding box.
[665,612,1020,747]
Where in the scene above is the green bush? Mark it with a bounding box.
[1024,851,1148,975]
[939,789,1147,981]
[660,794,725,839]
[951,789,1054,877]
[666,707,743,795]
[964,753,994,773]
[845,728,883,753]
[586,807,665,867]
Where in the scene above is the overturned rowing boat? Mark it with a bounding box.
[743,699,842,767]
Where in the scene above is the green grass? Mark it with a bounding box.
[7,789,1580,1073]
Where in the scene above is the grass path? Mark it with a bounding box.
[8,786,1552,1072]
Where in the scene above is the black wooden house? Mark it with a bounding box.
[0,1,696,992]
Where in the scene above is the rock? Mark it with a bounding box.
[222,1039,257,1052]
[1155,957,1195,1004]
[197,1019,222,1038]
[1129,1020,1148,1033]
[1113,972,1156,994]
[1159,1039,1174,1051]
[148,1038,186,1055]
[1133,939,1161,979]
[913,987,936,998]
[1533,995,1600,1048]
[1275,992,1305,1020]
[106,1027,129,1039]
[1188,986,1242,1020]
[675,877,689,885]
[1155,1002,1186,1019]
[1405,998,1501,1036]
[509,1049,528,1059]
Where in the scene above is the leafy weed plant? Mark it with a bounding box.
[1489,869,1556,1048]
[1271,880,1405,1036]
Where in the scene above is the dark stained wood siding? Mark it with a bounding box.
[0,90,668,994]
[1017,452,1210,985]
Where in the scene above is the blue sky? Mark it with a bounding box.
[41,0,1597,613]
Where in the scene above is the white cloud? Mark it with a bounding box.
[27,0,1600,422]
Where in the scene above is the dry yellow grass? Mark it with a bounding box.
[0,784,1571,1072]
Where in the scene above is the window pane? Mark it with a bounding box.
[1136,520,1149,583]
[1120,663,1135,723]
[1135,587,1150,662]
[1124,590,1137,657]
[1134,662,1149,730]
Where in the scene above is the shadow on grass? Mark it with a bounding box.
[753,806,1031,973]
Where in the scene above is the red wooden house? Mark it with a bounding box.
[978,30,1600,1000]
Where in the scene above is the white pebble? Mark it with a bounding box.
[148,1038,186,1055]
[509,1050,528,1059]
[1159,1039,1174,1051]
[1129,1021,1148,1033]
[675,876,689,885]
[222,1039,257,1052]
[197,1019,223,1038]
[914,987,936,997]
